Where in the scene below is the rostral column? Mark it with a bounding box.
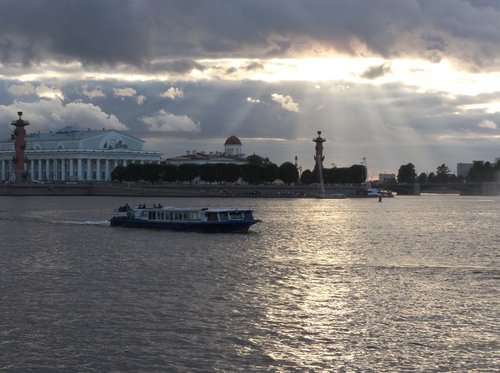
[11,111,30,183]
[313,130,326,195]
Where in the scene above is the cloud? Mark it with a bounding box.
[35,85,64,100]
[7,82,64,100]
[113,87,146,104]
[0,1,499,71]
[246,97,260,103]
[0,99,128,138]
[136,95,146,105]
[161,87,184,100]
[113,87,137,98]
[361,63,392,79]
[145,59,206,74]
[245,62,264,71]
[82,84,105,99]
[138,109,201,133]
[7,82,36,96]
[225,67,238,75]
[0,66,498,174]
[271,93,299,112]
[478,119,497,129]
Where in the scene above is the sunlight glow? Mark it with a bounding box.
[459,103,500,114]
[2,56,499,100]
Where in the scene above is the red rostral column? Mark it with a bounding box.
[313,130,326,195]
[11,111,30,182]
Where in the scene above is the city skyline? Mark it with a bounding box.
[0,0,499,175]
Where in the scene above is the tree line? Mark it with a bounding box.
[111,154,368,185]
[396,161,500,184]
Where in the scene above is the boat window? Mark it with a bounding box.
[244,211,253,220]
[207,212,218,221]
[229,211,243,220]
[173,212,182,221]
[218,212,228,221]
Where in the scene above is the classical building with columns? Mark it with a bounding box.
[0,126,162,182]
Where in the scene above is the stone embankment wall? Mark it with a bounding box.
[0,183,360,197]
[1,182,496,197]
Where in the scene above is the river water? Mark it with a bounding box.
[0,195,498,372]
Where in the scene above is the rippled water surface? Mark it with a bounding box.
[0,195,498,371]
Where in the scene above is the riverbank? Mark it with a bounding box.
[0,183,366,198]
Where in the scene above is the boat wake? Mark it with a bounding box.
[50,219,110,226]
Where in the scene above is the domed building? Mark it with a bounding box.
[165,136,247,166]
[224,135,242,156]
[0,118,247,181]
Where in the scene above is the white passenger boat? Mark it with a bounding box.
[110,204,261,233]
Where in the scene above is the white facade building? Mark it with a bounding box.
[165,136,247,166]
[0,126,162,182]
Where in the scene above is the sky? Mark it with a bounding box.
[1,0,499,177]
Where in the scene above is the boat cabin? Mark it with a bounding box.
[131,207,253,223]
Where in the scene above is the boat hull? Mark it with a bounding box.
[110,216,259,233]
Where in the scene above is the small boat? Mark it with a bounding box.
[110,204,261,233]
[365,187,380,197]
[378,189,394,198]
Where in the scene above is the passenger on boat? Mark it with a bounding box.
[118,203,131,212]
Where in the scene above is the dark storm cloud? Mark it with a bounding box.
[1,0,499,70]
[244,62,264,71]
[0,0,152,66]
[144,60,206,74]
[361,63,392,80]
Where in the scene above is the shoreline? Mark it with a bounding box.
[0,183,368,198]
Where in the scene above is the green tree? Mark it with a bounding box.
[142,163,162,183]
[111,165,126,181]
[278,162,299,184]
[177,164,199,183]
[300,169,315,184]
[323,167,334,184]
[468,161,498,182]
[241,164,262,184]
[123,163,142,181]
[435,164,452,183]
[262,163,279,183]
[397,163,417,183]
[417,172,427,183]
[349,164,366,184]
[200,164,218,183]
[160,164,178,182]
[247,154,271,166]
[220,163,241,183]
